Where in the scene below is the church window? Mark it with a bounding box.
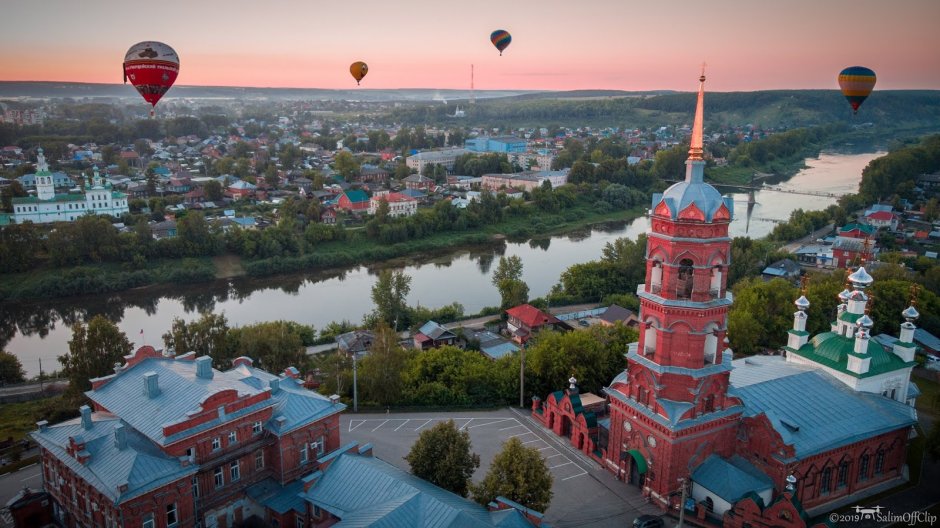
[875,451,885,475]
[820,467,831,496]
[677,259,694,299]
[703,395,714,413]
[859,454,870,481]
[837,461,848,489]
[703,496,713,512]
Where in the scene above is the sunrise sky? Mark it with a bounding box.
[2,0,939,92]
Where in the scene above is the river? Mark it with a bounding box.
[3,151,881,377]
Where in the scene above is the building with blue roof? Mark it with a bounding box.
[530,72,922,527]
[34,346,346,528]
[300,443,543,527]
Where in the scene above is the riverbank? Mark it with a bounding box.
[0,204,647,303]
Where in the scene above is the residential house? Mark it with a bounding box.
[357,164,389,184]
[832,236,875,268]
[474,330,520,360]
[761,258,802,283]
[505,304,570,345]
[598,304,640,328]
[402,174,435,193]
[368,191,417,217]
[336,189,370,212]
[335,330,374,358]
[226,180,257,200]
[150,220,177,239]
[838,223,876,239]
[412,321,458,350]
[865,210,899,230]
[319,207,336,225]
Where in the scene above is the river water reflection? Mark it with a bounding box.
[3,151,881,376]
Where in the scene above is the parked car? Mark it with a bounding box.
[633,515,665,528]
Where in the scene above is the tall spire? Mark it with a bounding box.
[688,64,706,162]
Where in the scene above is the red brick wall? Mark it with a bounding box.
[272,414,342,484]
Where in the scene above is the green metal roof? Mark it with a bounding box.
[13,193,85,204]
[838,312,863,323]
[787,332,915,378]
[626,449,647,474]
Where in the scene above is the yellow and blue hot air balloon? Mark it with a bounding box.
[490,30,511,56]
[838,66,876,114]
[350,61,368,85]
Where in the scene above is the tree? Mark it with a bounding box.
[60,316,133,394]
[162,312,230,358]
[471,437,553,511]
[0,351,26,385]
[333,151,360,180]
[226,321,307,374]
[358,323,411,406]
[204,179,223,201]
[492,256,529,308]
[370,270,412,330]
[405,420,480,497]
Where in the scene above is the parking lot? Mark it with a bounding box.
[340,407,660,528]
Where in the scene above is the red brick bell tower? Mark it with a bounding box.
[605,72,743,509]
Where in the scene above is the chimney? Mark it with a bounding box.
[143,371,160,398]
[269,378,281,394]
[80,405,93,430]
[37,420,48,433]
[114,423,127,450]
[195,356,213,379]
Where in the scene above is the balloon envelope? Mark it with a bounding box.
[490,30,511,55]
[350,61,368,85]
[123,41,179,111]
[838,66,876,114]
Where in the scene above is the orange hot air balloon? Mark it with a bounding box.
[123,41,180,117]
[838,66,876,115]
[350,61,368,85]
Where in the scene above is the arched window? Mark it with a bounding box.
[703,395,715,413]
[875,451,885,475]
[709,265,722,297]
[837,461,848,489]
[650,261,663,294]
[643,323,657,356]
[677,259,694,299]
[703,496,714,512]
[820,467,832,496]
[859,454,870,482]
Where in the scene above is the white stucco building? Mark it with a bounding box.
[9,148,129,224]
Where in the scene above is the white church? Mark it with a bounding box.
[9,148,129,224]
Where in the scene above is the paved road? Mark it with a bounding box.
[0,459,41,507]
[341,407,660,528]
[780,223,835,254]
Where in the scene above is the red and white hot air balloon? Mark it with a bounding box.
[123,41,180,117]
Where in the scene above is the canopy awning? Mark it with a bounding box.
[627,449,648,474]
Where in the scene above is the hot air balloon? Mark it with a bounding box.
[123,41,179,117]
[838,66,876,115]
[350,61,368,85]
[490,30,511,56]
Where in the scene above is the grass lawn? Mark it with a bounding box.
[0,395,78,442]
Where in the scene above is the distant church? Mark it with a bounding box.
[533,73,919,527]
[8,148,129,224]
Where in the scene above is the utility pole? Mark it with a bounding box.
[352,352,358,413]
[677,477,688,528]
[519,346,525,408]
[38,357,43,392]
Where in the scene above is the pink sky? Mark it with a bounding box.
[2,0,939,91]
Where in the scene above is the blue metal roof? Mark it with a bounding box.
[230,365,346,435]
[246,478,305,514]
[303,452,537,527]
[692,455,773,504]
[87,357,275,446]
[914,328,940,352]
[730,370,916,460]
[481,342,520,360]
[31,414,195,504]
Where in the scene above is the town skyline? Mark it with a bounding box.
[2,0,940,92]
